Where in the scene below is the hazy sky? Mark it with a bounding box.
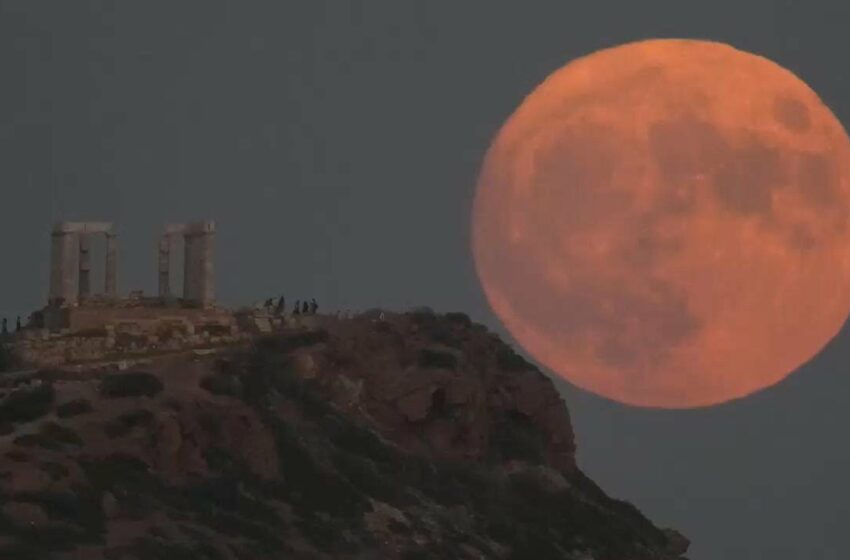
[1,2,848,558]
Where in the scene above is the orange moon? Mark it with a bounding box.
[472,39,850,409]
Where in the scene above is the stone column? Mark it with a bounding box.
[182,222,215,307]
[183,233,195,302]
[78,235,91,299]
[199,229,215,307]
[49,226,79,306]
[105,232,118,298]
[158,236,171,298]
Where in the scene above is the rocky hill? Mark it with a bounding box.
[0,309,689,559]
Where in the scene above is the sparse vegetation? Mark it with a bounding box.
[418,348,458,369]
[408,310,466,348]
[408,307,436,323]
[40,461,70,481]
[14,421,83,451]
[489,411,546,463]
[56,399,93,418]
[0,309,683,559]
[495,342,536,372]
[0,383,54,424]
[99,371,163,398]
[104,409,154,438]
[200,373,241,397]
[444,312,473,327]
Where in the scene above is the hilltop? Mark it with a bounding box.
[0,308,689,559]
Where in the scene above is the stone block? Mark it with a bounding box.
[253,318,272,333]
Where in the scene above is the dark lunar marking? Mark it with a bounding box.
[774,96,811,133]
[620,221,684,268]
[713,139,784,216]
[650,116,729,214]
[532,124,633,231]
[490,243,703,372]
[798,152,839,207]
[554,64,668,123]
[788,224,817,252]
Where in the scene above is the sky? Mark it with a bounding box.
[1,1,848,558]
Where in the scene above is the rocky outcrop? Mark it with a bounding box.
[0,309,688,559]
[287,311,579,474]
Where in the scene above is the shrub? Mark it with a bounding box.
[489,412,545,464]
[8,487,105,547]
[81,453,151,490]
[56,399,93,418]
[104,409,154,438]
[40,461,69,481]
[496,344,535,372]
[14,421,83,451]
[429,326,463,349]
[408,307,436,323]
[99,371,163,398]
[418,348,458,370]
[200,374,241,397]
[444,312,472,327]
[0,383,54,424]
[41,421,84,446]
[409,312,464,348]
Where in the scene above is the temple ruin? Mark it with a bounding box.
[36,220,219,332]
[2,218,331,372]
[49,222,118,306]
[48,220,215,309]
[158,221,216,308]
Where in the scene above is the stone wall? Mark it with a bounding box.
[9,303,329,371]
[10,308,252,369]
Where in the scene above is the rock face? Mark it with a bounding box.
[0,309,689,559]
[300,310,578,475]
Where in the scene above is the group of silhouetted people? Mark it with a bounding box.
[1,316,22,339]
[262,295,318,316]
[292,297,318,316]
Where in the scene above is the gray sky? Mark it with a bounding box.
[1,2,848,558]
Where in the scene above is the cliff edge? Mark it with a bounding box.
[0,308,689,559]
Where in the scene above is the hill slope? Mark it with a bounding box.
[0,309,689,559]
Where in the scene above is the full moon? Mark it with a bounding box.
[472,39,850,408]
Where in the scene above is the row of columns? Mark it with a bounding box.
[49,220,215,308]
[158,221,216,307]
[49,222,118,306]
